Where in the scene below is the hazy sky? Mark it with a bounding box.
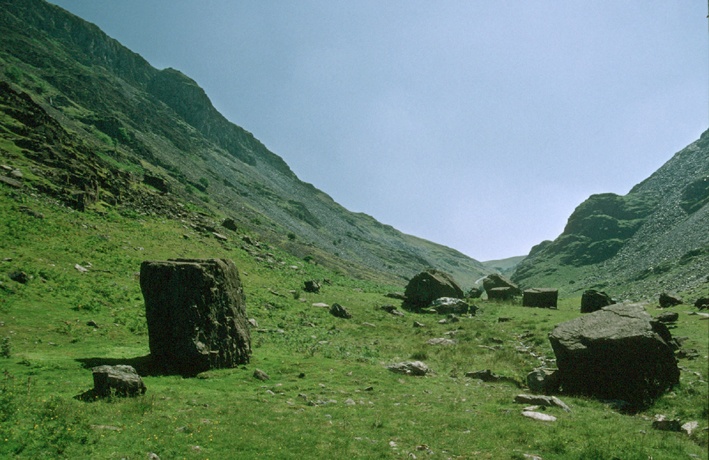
[48,1,708,261]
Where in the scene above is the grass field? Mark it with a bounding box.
[0,188,707,459]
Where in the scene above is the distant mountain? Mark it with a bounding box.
[513,130,709,299]
[481,256,526,277]
[0,0,489,286]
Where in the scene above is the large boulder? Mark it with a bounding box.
[522,288,558,308]
[140,259,251,375]
[482,274,521,297]
[549,303,679,409]
[487,286,515,301]
[429,297,476,315]
[580,289,614,313]
[402,269,464,311]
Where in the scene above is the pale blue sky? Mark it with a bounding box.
[49,1,708,261]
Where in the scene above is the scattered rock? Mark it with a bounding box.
[521,411,556,422]
[514,394,570,411]
[74,264,89,273]
[86,320,99,328]
[655,311,679,323]
[681,421,699,436]
[387,361,430,376]
[549,303,679,409]
[362,322,376,328]
[694,297,709,310]
[428,297,476,315]
[304,280,321,293]
[482,274,521,297]
[0,175,22,188]
[8,271,29,284]
[465,369,519,386]
[385,292,406,300]
[329,303,352,319]
[18,206,44,219]
[659,292,682,308]
[497,317,512,323]
[253,369,270,381]
[652,415,682,432]
[412,321,426,328]
[581,289,614,313]
[426,338,456,346]
[522,288,558,309]
[140,259,251,375]
[212,232,228,242]
[221,217,238,232]
[380,305,404,316]
[247,318,258,328]
[312,302,329,308]
[402,269,464,311]
[91,365,146,397]
[526,368,560,394]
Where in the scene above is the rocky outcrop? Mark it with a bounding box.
[549,303,679,409]
[140,259,251,375]
[91,365,146,397]
[402,270,464,311]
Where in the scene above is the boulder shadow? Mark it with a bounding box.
[76,354,196,377]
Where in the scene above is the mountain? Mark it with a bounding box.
[0,0,489,287]
[481,255,526,277]
[513,130,709,299]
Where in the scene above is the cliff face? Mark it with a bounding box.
[0,0,489,286]
[513,130,709,298]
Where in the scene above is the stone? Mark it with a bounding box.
[526,368,560,394]
[580,289,614,313]
[655,311,679,323]
[694,297,709,310]
[413,321,426,328]
[482,274,521,297]
[549,303,679,409]
[253,369,270,381]
[426,338,456,346]
[304,280,321,293]
[402,269,464,311]
[140,259,251,375]
[329,303,352,319]
[487,287,515,301]
[514,394,570,411]
[652,415,682,432]
[0,175,22,188]
[91,365,146,397]
[466,286,484,299]
[428,297,477,315]
[681,421,699,436]
[380,305,404,316]
[465,369,519,386]
[8,271,29,284]
[521,411,556,422]
[387,361,430,376]
[659,292,682,308]
[522,288,558,308]
[212,232,228,242]
[221,217,238,232]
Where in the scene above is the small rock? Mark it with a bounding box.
[652,415,682,432]
[362,322,376,328]
[681,421,699,436]
[147,453,160,460]
[344,398,356,406]
[387,361,430,376]
[247,318,258,328]
[514,394,570,412]
[329,303,352,319]
[312,302,329,308]
[86,320,99,328]
[253,369,270,381]
[212,232,228,242]
[304,280,321,293]
[74,264,89,273]
[659,293,682,308]
[656,311,679,323]
[412,321,425,328]
[522,411,556,422]
[426,338,456,346]
[8,271,29,284]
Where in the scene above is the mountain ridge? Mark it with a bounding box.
[0,0,489,287]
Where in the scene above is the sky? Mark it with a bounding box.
[48,1,708,261]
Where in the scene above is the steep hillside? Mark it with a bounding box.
[0,0,488,287]
[513,130,709,299]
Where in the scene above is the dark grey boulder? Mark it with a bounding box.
[580,289,614,313]
[487,286,515,301]
[659,292,682,308]
[522,288,558,308]
[526,368,560,394]
[693,297,708,310]
[329,303,352,319]
[656,311,679,323]
[304,280,321,293]
[92,365,146,397]
[482,274,521,297]
[549,303,679,409]
[140,259,251,375]
[402,269,464,311]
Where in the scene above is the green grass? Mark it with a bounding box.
[0,188,707,459]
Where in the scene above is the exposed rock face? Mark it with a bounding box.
[482,274,521,297]
[580,289,614,313]
[402,270,464,311]
[140,259,251,375]
[522,288,558,308]
[92,365,146,397]
[549,303,679,409]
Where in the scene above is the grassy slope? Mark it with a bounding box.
[0,188,707,459]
